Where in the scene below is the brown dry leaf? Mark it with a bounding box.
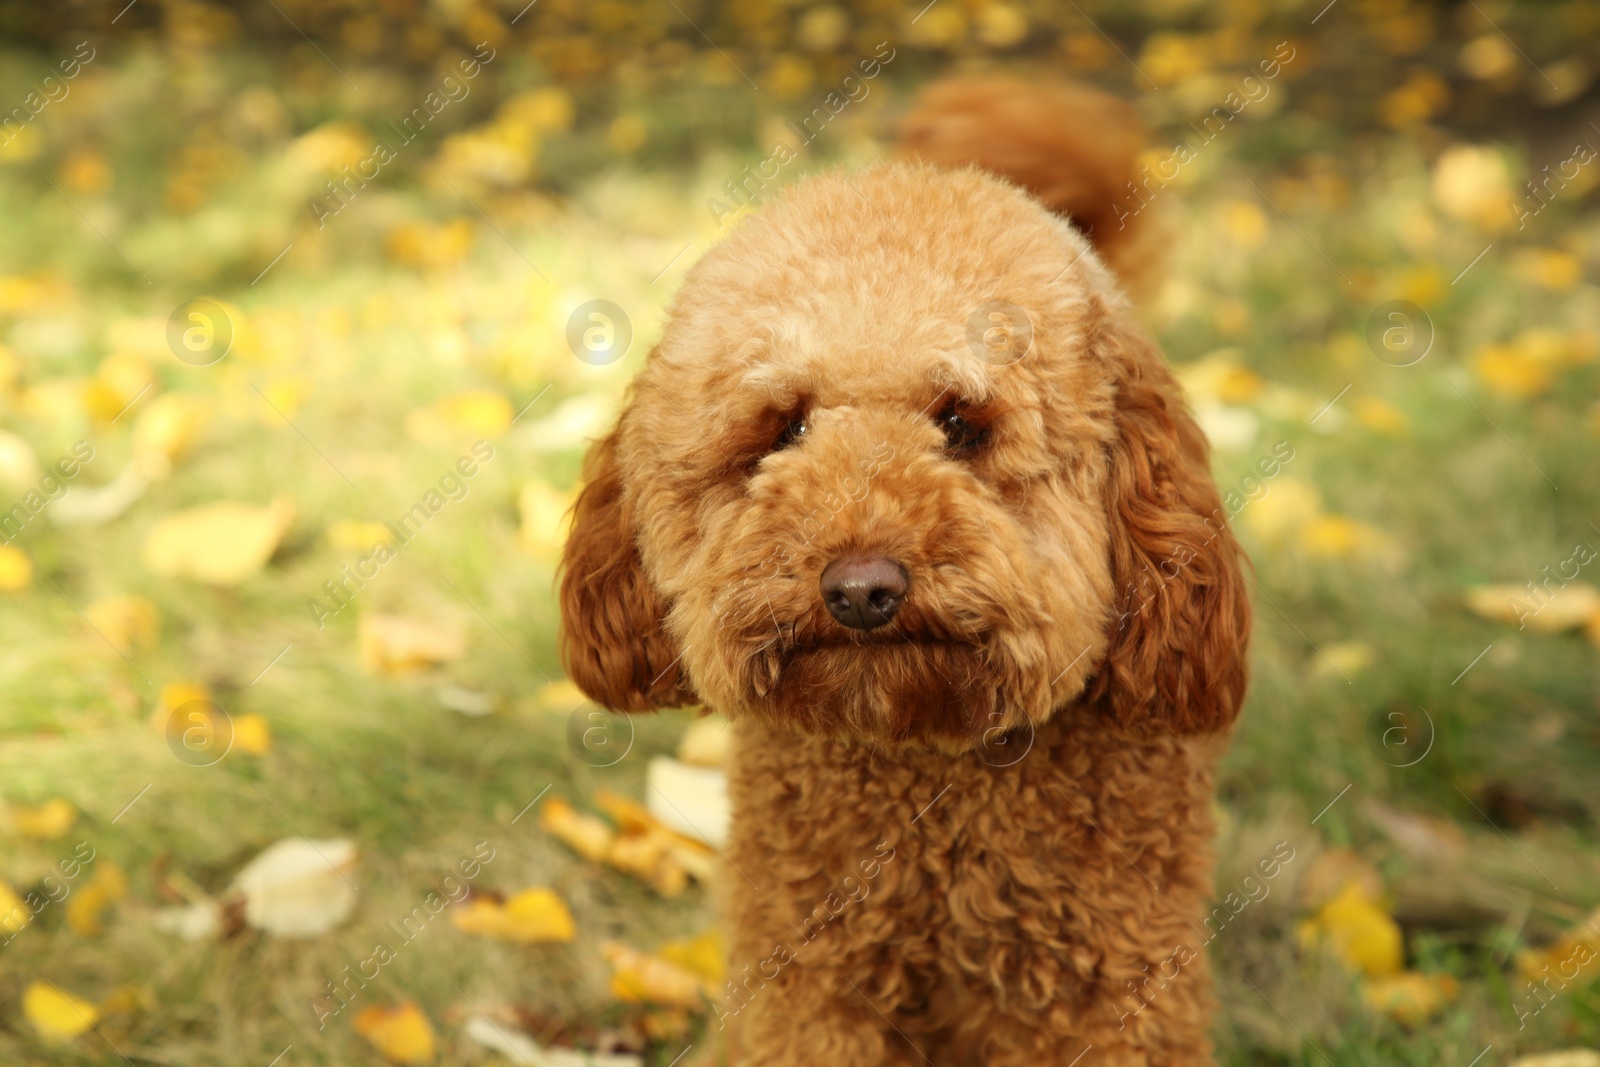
[353,1002,437,1064]
[603,941,708,1009]
[141,498,294,585]
[540,797,616,862]
[358,613,466,674]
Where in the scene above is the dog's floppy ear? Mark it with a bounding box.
[558,421,693,712]
[1085,298,1251,735]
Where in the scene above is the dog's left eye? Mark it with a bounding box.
[938,409,986,453]
[770,416,809,453]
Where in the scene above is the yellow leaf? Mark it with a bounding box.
[1516,905,1600,982]
[0,544,32,591]
[9,798,77,839]
[1311,641,1376,679]
[353,1002,437,1065]
[449,897,507,936]
[386,220,474,271]
[0,880,31,936]
[607,115,648,154]
[131,392,212,479]
[155,681,211,718]
[358,613,467,674]
[85,353,153,423]
[1361,971,1458,1025]
[974,3,1028,48]
[233,713,272,755]
[1432,145,1513,231]
[660,930,727,986]
[65,863,127,937]
[501,887,576,942]
[83,595,160,653]
[326,520,395,551]
[1298,882,1404,978]
[540,797,615,862]
[141,498,295,585]
[1241,477,1320,540]
[500,87,574,133]
[531,678,586,714]
[1300,515,1394,561]
[607,828,689,897]
[1353,397,1408,435]
[1465,582,1600,633]
[603,941,707,1009]
[1475,344,1554,398]
[23,980,98,1041]
[1515,249,1583,291]
[404,389,512,443]
[1176,350,1264,405]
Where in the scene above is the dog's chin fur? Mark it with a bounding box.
[738,640,1047,752]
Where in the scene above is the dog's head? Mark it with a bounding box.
[560,163,1249,749]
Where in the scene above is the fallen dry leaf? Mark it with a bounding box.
[1511,1053,1600,1067]
[358,613,467,674]
[603,941,708,1010]
[65,862,127,936]
[1361,970,1459,1025]
[353,1002,437,1064]
[23,980,97,1041]
[451,887,576,943]
[82,595,160,654]
[0,544,32,591]
[1465,582,1600,634]
[1297,881,1403,979]
[647,757,730,849]
[463,1016,643,1067]
[232,713,272,755]
[1,879,31,935]
[142,498,295,585]
[8,798,77,839]
[230,837,357,938]
[541,798,616,862]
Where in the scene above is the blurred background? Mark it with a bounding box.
[0,0,1598,1063]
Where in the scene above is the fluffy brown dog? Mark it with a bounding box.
[560,76,1251,1066]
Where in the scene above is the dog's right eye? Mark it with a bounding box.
[769,416,809,453]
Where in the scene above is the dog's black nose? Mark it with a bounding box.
[820,556,908,630]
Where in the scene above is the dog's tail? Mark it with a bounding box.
[897,75,1158,297]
